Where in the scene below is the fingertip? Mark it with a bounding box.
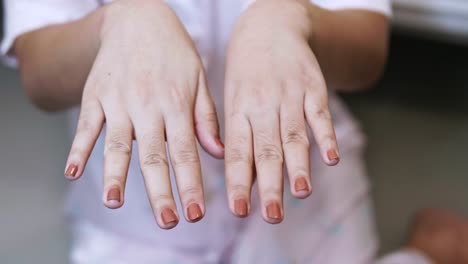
[159,222,178,230]
[64,163,82,181]
[292,177,311,197]
[105,200,123,209]
[264,202,283,224]
[231,198,249,218]
[103,186,124,209]
[158,208,179,230]
[186,202,204,223]
[325,149,340,166]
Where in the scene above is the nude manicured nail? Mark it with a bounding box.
[266,203,281,220]
[161,208,178,226]
[107,187,121,202]
[294,177,309,193]
[327,149,339,162]
[65,164,78,178]
[234,199,248,217]
[187,203,203,222]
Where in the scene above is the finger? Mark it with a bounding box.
[194,70,224,159]
[134,117,179,230]
[102,112,133,209]
[250,113,284,224]
[225,111,253,218]
[280,100,311,199]
[304,89,340,166]
[65,97,104,181]
[164,108,205,223]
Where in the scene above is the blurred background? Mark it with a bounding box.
[1,1,468,263]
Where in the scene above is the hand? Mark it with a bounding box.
[224,0,339,223]
[63,0,224,229]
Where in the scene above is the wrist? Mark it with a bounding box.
[100,0,169,40]
[241,0,321,43]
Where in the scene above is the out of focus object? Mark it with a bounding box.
[393,0,468,45]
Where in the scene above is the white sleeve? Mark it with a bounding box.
[376,249,434,264]
[1,0,100,67]
[313,0,392,16]
[240,0,392,16]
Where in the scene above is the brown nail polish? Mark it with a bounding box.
[187,203,203,222]
[65,164,78,177]
[327,149,339,162]
[215,137,225,149]
[234,199,248,217]
[294,177,309,193]
[161,208,178,226]
[107,187,121,202]
[266,203,281,220]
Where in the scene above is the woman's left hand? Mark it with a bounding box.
[224,0,339,223]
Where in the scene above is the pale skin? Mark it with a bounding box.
[13,0,389,228]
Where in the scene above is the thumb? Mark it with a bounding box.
[194,70,224,159]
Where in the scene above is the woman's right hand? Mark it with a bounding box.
[63,0,224,229]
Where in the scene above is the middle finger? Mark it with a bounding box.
[250,112,284,224]
[164,109,205,223]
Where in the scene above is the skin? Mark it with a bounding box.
[406,209,468,264]
[12,0,389,228]
[225,0,388,223]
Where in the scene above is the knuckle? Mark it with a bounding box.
[294,168,309,178]
[283,121,309,146]
[196,111,218,128]
[141,153,168,168]
[149,194,173,204]
[225,147,253,165]
[320,134,336,145]
[308,102,331,120]
[105,136,131,156]
[283,130,309,146]
[255,144,283,164]
[181,185,203,197]
[202,111,218,123]
[140,133,167,168]
[77,114,101,134]
[227,183,249,195]
[105,175,124,185]
[171,149,199,168]
[262,187,283,197]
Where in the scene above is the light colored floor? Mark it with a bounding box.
[0,34,467,263]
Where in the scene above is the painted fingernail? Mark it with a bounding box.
[327,149,340,162]
[294,177,309,193]
[187,203,203,222]
[234,199,248,218]
[266,202,281,220]
[215,137,225,149]
[107,186,121,202]
[161,208,178,226]
[65,164,78,178]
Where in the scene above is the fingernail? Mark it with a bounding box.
[65,164,78,178]
[294,177,309,193]
[234,199,248,217]
[187,203,203,222]
[266,202,281,220]
[215,137,225,149]
[107,186,121,202]
[161,208,178,226]
[327,149,339,162]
